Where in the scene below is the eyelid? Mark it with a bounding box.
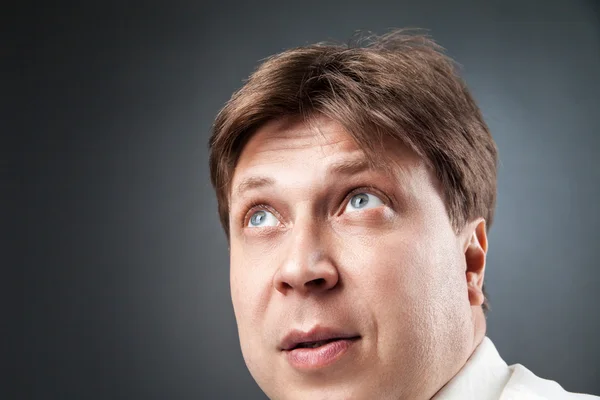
[238,185,392,226]
[340,186,390,213]
[242,202,282,227]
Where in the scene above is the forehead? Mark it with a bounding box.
[238,116,362,167]
[230,115,424,197]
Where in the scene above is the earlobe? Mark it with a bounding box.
[464,219,487,307]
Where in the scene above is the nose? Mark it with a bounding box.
[273,221,339,296]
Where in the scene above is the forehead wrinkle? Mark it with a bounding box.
[230,154,366,211]
[231,115,429,206]
[237,127,364,182]
[254,114,360,154]
[253,130,357,158]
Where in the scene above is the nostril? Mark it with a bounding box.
[306,278,326,287]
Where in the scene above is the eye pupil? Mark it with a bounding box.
[351,193,369,208]
[250,210,266,226]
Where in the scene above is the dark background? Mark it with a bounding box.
[11,0,600,399]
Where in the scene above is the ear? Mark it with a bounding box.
[463,218,488,307]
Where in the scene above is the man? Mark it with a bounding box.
[208,30,597,399]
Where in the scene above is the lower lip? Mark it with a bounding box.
[285,338,359,370]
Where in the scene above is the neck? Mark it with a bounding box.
[472,306,487,350]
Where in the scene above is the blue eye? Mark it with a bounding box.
[344,193,383,213]
[247,209,279,227]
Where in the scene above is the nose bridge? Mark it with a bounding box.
[274,211,338,295]
[289,215,320,265]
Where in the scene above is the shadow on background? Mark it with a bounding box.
[10,0,600,399]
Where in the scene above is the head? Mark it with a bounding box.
[209,30,497,400]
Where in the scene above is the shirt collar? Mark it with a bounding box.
[432,337,512,400]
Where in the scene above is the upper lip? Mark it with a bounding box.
[279,326,360,351]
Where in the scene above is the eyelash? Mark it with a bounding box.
[342,186,385,207]
[242,200,281,227]
[240,186,390,226]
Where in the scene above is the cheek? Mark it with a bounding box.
[343,224,466,329]
[230,251,266,325]
[338,230,432,345]
[230,247,281,349]
[344,230,431,302]
[229,255,270,373]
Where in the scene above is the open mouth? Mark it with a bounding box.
[283,336,361,369]
[293,338,341,349]
[289,336,360,351]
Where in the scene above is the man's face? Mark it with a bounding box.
[228,116,478,400]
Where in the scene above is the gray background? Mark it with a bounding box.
[13,0,600,399]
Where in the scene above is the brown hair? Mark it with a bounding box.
[209,29,497,311]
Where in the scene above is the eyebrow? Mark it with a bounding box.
[233,176,275,199]
[233,157,373,199]
[326,157,371,176]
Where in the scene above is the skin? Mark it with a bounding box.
[228,115,488,400]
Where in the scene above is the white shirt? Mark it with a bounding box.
[433,337,598,400]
